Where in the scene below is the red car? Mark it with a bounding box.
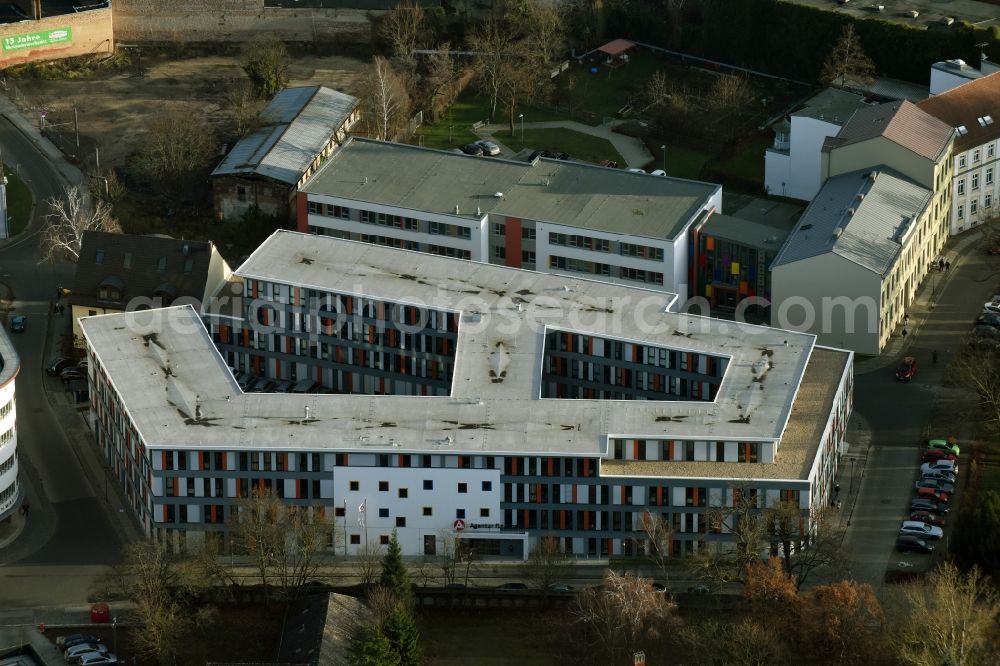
[987,246,1000,255]
[909,511,946,528]
[895,356,917,381]
[922,448,957,463]
[916,487,950,504]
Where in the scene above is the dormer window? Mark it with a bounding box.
[98,275,125,301]
[94,249,105,265]
[157,257,167,272]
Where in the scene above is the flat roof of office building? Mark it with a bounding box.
[81,231,849,479]
[301,138,721,241]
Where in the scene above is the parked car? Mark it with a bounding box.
[973,324,1000,338]
[899,520,944,540]
[9,315,25,333]
[459,143,484,156]
[975,312,1000,327]
[627,168,646,174]
[895,356,917,381]
[65,643,109,662]
[46,357,77,376]
[651,582,668,592]
[273,379,294,393]
[541,150,569,160]
[988,246,1000,255]
[248,377,275,393]
[598,159,618,168]
[474,139,501,156]
[984,299,1000,314]
[650,169,667,177]
[235,371,254,391]
[916,478,955,495]
[58,634,101,649]
[969,337,1000,351]
[909,511,946,528]
[921,470,957,484]
[916,487,951,504]
[910,499,949,515]
[921,460,957,475]
[927,438,960,456]
[495,582,528,591]
[60,368,86,383]
[291,379,320,393]
[76,360,89,372]
[549,583,575,592]
[922,448,957,463]
[73,653,117,666]
[896,535,934,554]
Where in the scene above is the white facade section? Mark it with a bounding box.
[765,116,846,201]
[332,465,502,556]
[0,329,20,522]
[951,139,999,234]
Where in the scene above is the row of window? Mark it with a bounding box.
[0,398,12,419]
[956,143,996,169]
[427,244,471,260]
[956,167,994,194]
[493,247,536,264]
[161,451,322,472]
[0,449,15,475]
[492,223,537,240]
[0,426,13,446]
[957,193,993,220]
[348,479,493,494]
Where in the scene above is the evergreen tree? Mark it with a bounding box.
[380,529,412,602]
[383,605,422,666]
[348,625,399,666]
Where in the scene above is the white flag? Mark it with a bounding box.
[358,499,366,528]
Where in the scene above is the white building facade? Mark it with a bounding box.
[0,327,21,526]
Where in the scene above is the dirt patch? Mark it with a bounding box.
[16,52,368,170]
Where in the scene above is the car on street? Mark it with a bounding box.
[9,315,26,333]
[988,246,1000,255]
[58,634,101,649]
[46,357,77,376]
[73,653,118,666]
[627,168,646,174]
[984,299,1000,314]
[896,535,934,554]
[895,356,917,381]
[921,469,957,484]
[650,169,667,176]
[459,143,484,156]
[549,583,575,592]
[899,520,944,540]
[65,643,109,662]
[474,139,501,156]
[495,582,528,591]
[916,478,955,494]
[909,511,946,528]
[916,487,951,504]
[273,379,294,393]
[921,460,957,475]
[927,439,960,456]
[910,499,949,514]
[922,448,957,463]
[248,377,275,393]
[235,371,254,391]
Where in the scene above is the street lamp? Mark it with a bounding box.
[660,145,666,173]
[112,616,118,655]
[848,457,856,496]
[518,113,524,145]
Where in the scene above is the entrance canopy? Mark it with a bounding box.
[597,39,635,58]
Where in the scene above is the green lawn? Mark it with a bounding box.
[659,144,712,180]
[3,165,32,236]
[713,134,772,184]
[560,51,666,119]
[413,93,568,151]
[519,128,624,164]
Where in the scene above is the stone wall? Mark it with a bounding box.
[112,0,374,44]
[0,6,114,68]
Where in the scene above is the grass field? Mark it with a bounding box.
[713,134,772,184]
[659,144,712,180]
[3,165,32,236]
[561,52,665,119]
[413,94,568,151]
[519,128,625,164]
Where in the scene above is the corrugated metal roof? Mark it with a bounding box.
[824,100,953,162]
[772,168,932,276]
[212,86,358,185]
[790,88,864,123]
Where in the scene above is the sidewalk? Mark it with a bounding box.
[853,228,985,375]
[0,93,87,193]
[476,119,653,168]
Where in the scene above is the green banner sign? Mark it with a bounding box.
[2,27,73,53]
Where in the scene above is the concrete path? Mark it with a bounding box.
[476,119,654,168]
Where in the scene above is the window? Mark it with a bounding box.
[493,222,504,236]
[456,509,466,519]
[94,249,105,265]
[380,535,390,545]
[379,481,389,492]
[493,246,506,260]
[958,179,966,195]
[423,480,433,490]
[958,204,965,220]
[350,534,360,545]
[398,488,408,498]
[480,508,490,517]
[335,506,346,517]
[423,506,433,516]
[237,185,247,201]
[974,149,981,162]
[458,483,468,493]
[989,144,996,158]
[959,155,967,168]
[379,508,389,518]
[972,173,979,190]
[482,481,492,492]
[987,167,994,185]
[971,200,978,214]
[986,193,993,209]
[349,481,360,491]
[156,256,167,272]
[122,252,132,268]
[521,251,536,264]
[396,517,406,527]
[521,227,536,240]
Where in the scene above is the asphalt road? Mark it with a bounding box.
[0,113,122,607]
[842,243,999,589]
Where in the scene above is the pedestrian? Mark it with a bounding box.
[932,349,938,364]
[945,261,951,271]
[834,483,841,495]
[939,259,945,271]
[901,328,908,338]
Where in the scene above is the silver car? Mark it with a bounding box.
[474,139,501,156]
[65,644,108,663]
[899,520,943,540]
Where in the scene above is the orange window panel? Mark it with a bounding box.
[633,441,640,460]
[583,512,590,530]
[656,487,663,506]
[522,509,530,528]
[547,458,554,476]
[559,511,566,529]
[571,485,577,503]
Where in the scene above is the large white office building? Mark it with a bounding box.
[0,326,22,527]
[81,231,852,560]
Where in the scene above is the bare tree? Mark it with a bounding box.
[230,487,284,601]
[889,563,1000,666]
[422,42,458,122]
[687,484,766,589]
[469,18,513,123]
[573,571,677,663]
[639,510,674,580]
[950,344,1000,427]
[766,502,844,589]
[360,56,412,141]
[224,77,264,139]
[357,540,383,587]
[133,111,216,194]
[708,73,754,112]
[272,507,336,599]
[821,23,875,87]
[679,617,788,666]
[39,185,120,264]
[523,536,570,589]
[379,1,425,69]
[644,70,671,111]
